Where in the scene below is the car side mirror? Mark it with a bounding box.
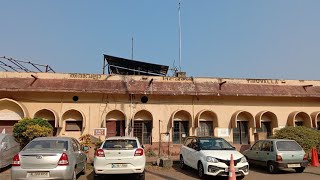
[232,146,236,150]
[1,142,7,150]
[141,145,145,149]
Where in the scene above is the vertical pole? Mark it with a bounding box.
[178,0,182,72]
[159,120,161,157]
[103,55,106,74]
[131,37,134,60]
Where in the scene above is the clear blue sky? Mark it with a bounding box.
[1,1,320,80]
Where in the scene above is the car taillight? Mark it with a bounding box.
[58,153,69,166]
[276,155,283,161]
[303,153,308,160]
[96,149,105,157]
[12,154,20,166]
[134,148,144,156]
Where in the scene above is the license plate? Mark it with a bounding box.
[27,172,49,177]
[288,164,300,168]
[112,164,127,168]
[225,168,239,172]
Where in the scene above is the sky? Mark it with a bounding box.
[1,0,320,80]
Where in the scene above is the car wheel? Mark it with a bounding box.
[94,172,101,180]
[180,155,186,170]
[267,162,279,174]
[198,162,205,179]
[237,175,245,179]
[137,171,145,180]
[294,167,305,173]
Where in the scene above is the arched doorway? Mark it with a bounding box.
[0,98,26,134]
[311,112,320,130]
[255,111,278,138]
[133,110,153,145]
[287,111,312,127]
[170,110,192,144]
[195,110,218,136]
[231,111,255,145]
[34,109,59,136]
[105,110,126,137]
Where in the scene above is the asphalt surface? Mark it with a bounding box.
[1,164,320,180]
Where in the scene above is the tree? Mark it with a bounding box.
[13,117,53,148]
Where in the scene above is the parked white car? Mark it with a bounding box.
[180,136,249,179]
[93,136,146,180]
[0,133,20,169]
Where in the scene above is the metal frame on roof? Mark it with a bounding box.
[0,56,55,73]
[103,54,168,76]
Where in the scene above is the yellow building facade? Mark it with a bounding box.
[0,71,320,155]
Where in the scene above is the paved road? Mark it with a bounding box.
[1,164,320,180]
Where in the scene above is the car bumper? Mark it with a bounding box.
[94,159,145,175]
[275,160,309,169]
[204,161,249,177]
[11,166,74,180]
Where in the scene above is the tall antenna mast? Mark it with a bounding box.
[178,0,182,72]
[131,37,134,60]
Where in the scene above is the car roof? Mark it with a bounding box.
[105,136,138,140]
[260,139,296,142]
[33,137,73,141]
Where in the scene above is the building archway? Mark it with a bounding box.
[255,111,278,138]
[105,110,126,137]
[133,110,153,144]
[34,109,59,136]
[170,110,193,144]
[231,110,255,145]
[311,111,320,130]
[0,98,27,134]
[62,109,85,136]
[195,110,218,136]
[287,111,312,127]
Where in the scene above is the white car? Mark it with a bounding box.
[180,136,249,179]
[93,136,146,180]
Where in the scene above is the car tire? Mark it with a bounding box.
[294,167,305,173]
[198,162,205,179]
[94,172,101,180]
[267,162,279,174]
[137,171,145,180]
[237,175,245,179]
[180,155,186,170]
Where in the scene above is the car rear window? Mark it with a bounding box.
[102,139,138,150]
[276,141,302,151]
[24,140,68,151]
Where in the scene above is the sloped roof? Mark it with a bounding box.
[1,77,320,98]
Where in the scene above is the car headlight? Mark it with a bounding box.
[240,156,247,163]
[206,156,219,163]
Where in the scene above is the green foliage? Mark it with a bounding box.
[272,126,320,153]
[79,134,92,151]
[13,118,53,148]
[146,150,157,157]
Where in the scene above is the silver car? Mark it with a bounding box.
[11,137,87,180]
[0,133,20,169]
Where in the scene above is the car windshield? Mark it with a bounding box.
[276,141,302,151]
[199,138,234,150]
[23,140,68,151]
[102,139,138,150]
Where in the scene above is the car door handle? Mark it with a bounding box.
[267,153,269,155]
[256,152,258,154]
